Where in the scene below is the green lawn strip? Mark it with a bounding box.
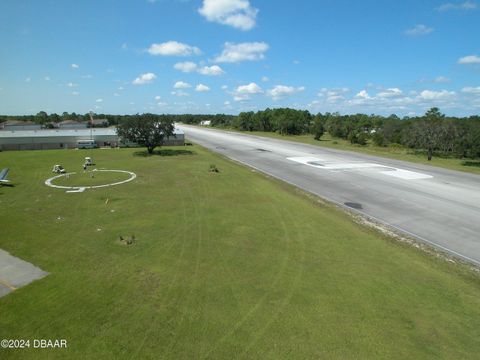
[211,127,480,175]
[0,147,479,359]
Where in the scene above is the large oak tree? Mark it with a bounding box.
[116,113,175,154]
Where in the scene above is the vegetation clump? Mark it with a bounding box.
[119,234,136,245]
[209,164,219,173]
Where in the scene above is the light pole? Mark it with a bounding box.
[89,111,94,141]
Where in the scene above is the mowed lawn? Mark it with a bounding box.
[0,146,480,359]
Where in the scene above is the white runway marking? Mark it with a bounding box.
[66,187,85,193]
[380,169,432,180]
[45,170,137,193]
[287,157,432,180]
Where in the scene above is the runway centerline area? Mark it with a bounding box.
[178,124,480,266]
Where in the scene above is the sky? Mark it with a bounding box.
[0,0,479,116]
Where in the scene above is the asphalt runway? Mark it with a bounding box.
[178,124,480,266]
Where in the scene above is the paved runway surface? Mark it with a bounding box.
[178,124,480,265]
[0,249,48,297]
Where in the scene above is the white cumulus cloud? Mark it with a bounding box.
[309,85,470,114]
[405,24,434,36]
[132,72,156,85]
[437,1,477,11]
[355,90,371,99]
[237,82,262,94]
[458,55,480,64]
[198,0,258,31]
[173,62,225,76]
[171,90,190,97]
[174,61,198,73]
[462,86,480,94]
[267,85,305,100]
[174,81,191,89]
[377,88,403,98]
[318,88,350,103]
[198,65,225,76]
[433,76,451,83]
[196,84,210,92]
[214,42,269,63]
[418,89,456,100]
[148,41,201,56]
[71,63,79,69]
[233,82,262,101]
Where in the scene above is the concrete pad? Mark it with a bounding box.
[0,249,48,298]
[0,284,11,297]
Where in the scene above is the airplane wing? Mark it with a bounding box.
[0,168,10,183]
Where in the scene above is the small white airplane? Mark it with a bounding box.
[0,168,13,186]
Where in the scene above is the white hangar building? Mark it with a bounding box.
[0,127,185,151]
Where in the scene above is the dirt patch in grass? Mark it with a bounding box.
[133,149,195,157]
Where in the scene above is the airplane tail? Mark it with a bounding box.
[0,168,10,183]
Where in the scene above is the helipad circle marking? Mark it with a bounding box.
[45,169,136,192]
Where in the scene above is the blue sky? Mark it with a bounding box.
[0,0,479,116]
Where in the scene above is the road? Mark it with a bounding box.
[178,124,480,266]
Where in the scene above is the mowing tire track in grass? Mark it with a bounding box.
[241,202,307,357]
[202,163,301,359]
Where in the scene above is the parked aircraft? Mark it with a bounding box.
[0,168,13,186]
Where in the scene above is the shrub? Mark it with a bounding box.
[357,133,368,146]
[209,164,219,173]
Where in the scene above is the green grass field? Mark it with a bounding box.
[1,146,480,359]
[217,128,480,175]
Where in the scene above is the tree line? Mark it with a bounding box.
[208,107,479,161]
[0,112,235,128]
[1,108,479,160]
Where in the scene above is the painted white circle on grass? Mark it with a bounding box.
[45,169,136,192]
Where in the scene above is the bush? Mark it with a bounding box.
[349,131,368,146]
[119,235,136,245]
[209,164,219,173]
[348,132,357,144]
[372,132,387,147]
[388,143,403,149]
[357,133,368,146]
